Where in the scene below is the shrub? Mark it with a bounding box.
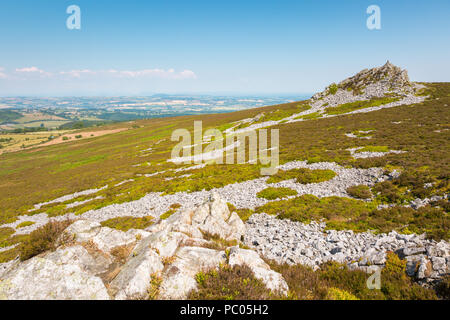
[170,203,181,209]
[346,185,372,199]
[319,255,437,300]
[367,206,449,241]
[306,156,322,164]
[16,221,36,229]
[372,181,405,203]
[379,252,437,300]
[75,135,82,139]
[148,273,163,300]
[352,129,374,138]
[257,187,297,200]
[435,276,450,300]
[328,83,338,95]
[267,168,336,184]
[256,194,371,226]
[101,216,154,232]
[0,227,15,248]
[267,261,328,299]
[0,247,19,263]
[188,265,280,300]
[326,288,359,300]
[199,231,238,250]
[62,136,69,141]
[296,169,336,184]
[110,244,134,264]
[255,104,312,123]
[356,145,390,153]
[395,170,434,199]
[19,220,73,261]
[236,208,254,222]
[160,209,176,220]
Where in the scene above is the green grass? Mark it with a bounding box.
[294,112,322,120]
[346,185,372,199]
[16,221,36,229]
[255,104,311,123]
[160,209,176,220]
[100,216,154,232]
[256,194,373,227]
[328,83,338,95]
[356,145,390,153]
[0,110,22,123]
[254,193,449,240]
[267,168,336,184]
[351,129,375,137]
[256,187,298,200]
[0,227,15,248]
[325,97,400,115]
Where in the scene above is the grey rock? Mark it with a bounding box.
[0,246,110,300]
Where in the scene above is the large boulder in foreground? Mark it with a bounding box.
[0,193,287,300]
[150,192,246,241]
[0,246,110,300]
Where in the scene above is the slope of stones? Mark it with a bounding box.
[0,160,389,237]
[244,213,449,284]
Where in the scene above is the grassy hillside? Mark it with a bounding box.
[0,83,448,242]
[0,110,22,124]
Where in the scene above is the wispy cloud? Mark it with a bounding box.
[105,68,197,79]
[0,67,6,79]
[1,66,197,82]
[56,68,197,80]
[15,66,52,77]
[59,69,97,78]
[16,66,46,73]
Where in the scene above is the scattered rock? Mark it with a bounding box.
[244,213,449,282]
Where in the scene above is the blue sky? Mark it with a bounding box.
[0,0,449,96]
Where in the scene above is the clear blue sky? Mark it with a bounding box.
[0,0,449,96]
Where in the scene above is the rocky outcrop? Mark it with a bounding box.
[0,193,287,300]
[0,246,110,300]
[149,192,246,241]
[312,61,419,102]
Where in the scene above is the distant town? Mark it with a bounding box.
[0,95,307,132]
